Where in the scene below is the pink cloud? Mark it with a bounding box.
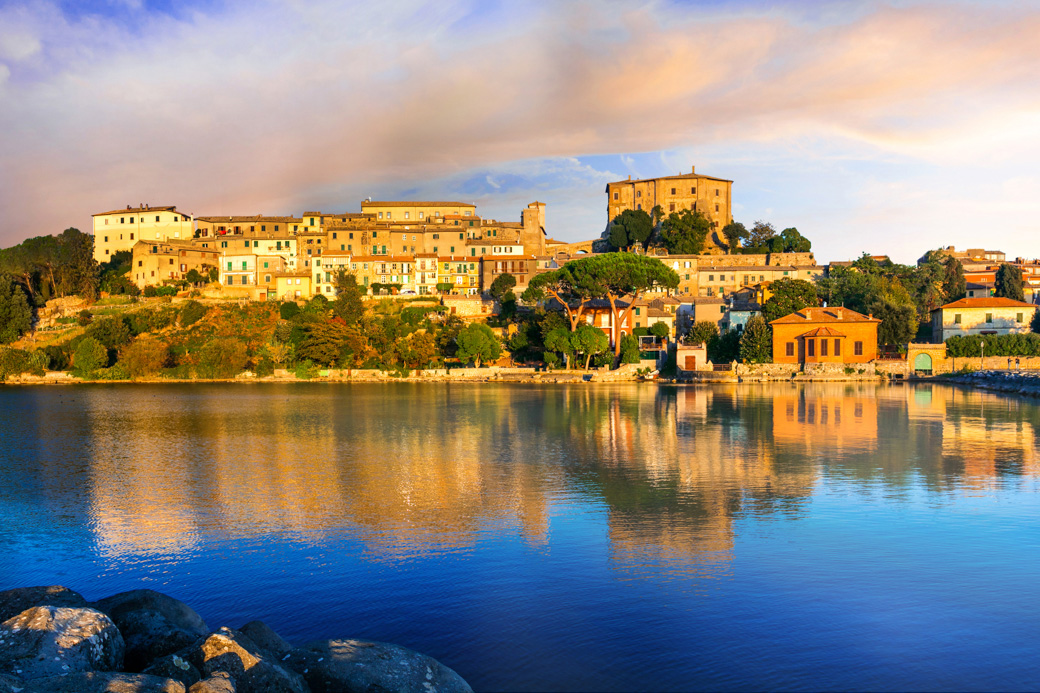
[0,1,1038,247]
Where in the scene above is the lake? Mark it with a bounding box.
[1,382,1039,691]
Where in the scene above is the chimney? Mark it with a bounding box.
[127,205,132,210]
[691,166,695,174]
[627,175,631,181]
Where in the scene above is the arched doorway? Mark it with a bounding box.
[913,352,933,374]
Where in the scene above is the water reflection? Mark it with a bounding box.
[10,382,1040,571]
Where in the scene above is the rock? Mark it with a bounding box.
[0,586,87,622]
[22,671,185,692]
[0,606,124,680]
[0,673,23,693]
[286,639,473,693]
[238,622,292,658]
[142,654,202,690]
[192,628,307,693]
[92,590,209,640]
[117,609,204,672]
[188,672,236,693]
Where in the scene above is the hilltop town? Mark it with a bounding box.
[2,166,1040,382]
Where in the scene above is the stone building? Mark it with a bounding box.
[930,297,1037,342]
[130,240,219,289]
[605,167,733,241]
[93,205,194,262]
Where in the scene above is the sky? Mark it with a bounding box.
[0,0,1038,264]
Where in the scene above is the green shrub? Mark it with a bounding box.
[86,316,132,349]
[255,356,275,378]
[280,302,300,320]
[72,337,107,377]
[120,339,170,378]
[179,300,208,327]
[649,322,670,338]
[294,359,319,379]
[0,348,31,378]
[93,364,130,380]
[196,337,247,379]
[44,344,70,370]
[620,334,640,364]
[77,309,93,326]
[593,352,613,368]
[543,352,560,369]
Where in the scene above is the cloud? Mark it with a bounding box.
[0,0,1038,261]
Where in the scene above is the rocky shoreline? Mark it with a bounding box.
[940,370,1040,398]
[0,586,472,693]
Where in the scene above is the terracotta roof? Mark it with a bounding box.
[937,297,1036,310]
[361,201,475,208]
[770,306,879,325]
[647,308,671,318]
[93,205,183,217]
[800,326,846,337]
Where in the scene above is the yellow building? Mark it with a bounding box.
[360,200,477,222]
[439,256,481,295]
[92,204,194,262]
[273,271,311,301]
[605,167,733,237]
[312,251,353,297]
[130,240,220,289]
[195,215,302,239]
[930,297,1037,342]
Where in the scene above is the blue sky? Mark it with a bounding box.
[1,0,1038,263]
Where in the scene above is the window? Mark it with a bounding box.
[821,340,828,357]
[451,246,455,253]
[834,339,841,356]
[613,192,618,200]
[227,262,232,270]
[265,275,271,283]
[986,313,993,323]
[387,212,392,220]
[708,274,714,282]
[121,217,125,224]
[253,241,259,247]
[669,204,675,212]
[333,232,337,239]
[130,217,134,223]
[808,340,815,357]
[786,342,795,357]
[405,212,410,219]
[263,261,269,269]
[715,204,719,212]
[378,212,383,219]
[310,218,315,226]
[715,189,720,196]
[262,225,267,232]
[419,212,424,219]
[104,236,108,242]
[155,215,160,222]
[636,191,642,198]
[854,341,863,356]
[635,308,640,316]
[671,187,676,195]
[953,313,961,324]
[241,261,247,270]
[691,187,696,194]
[1018,313,1024,322]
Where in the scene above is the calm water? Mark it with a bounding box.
[1,383,1039,691]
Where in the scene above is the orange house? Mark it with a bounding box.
[770,307,880,364]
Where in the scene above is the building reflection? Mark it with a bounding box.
[70,382,1040,576]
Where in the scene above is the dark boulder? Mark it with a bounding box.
[142,653,203,690]
[285,639,473,693]
[22,671,185,692]
[0,606,124,680]
[118,609,204,672]
[0,673,23,693]
[0,586,87,622]
[239,621,293,658]
[92,590,209,639]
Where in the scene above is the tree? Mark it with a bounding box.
[742,221,777,254]
[686,321,719,346]
[297,321,351,366]
[865,280,919,346]
[738,315,772,363]
[649,322,670,339]
[995,263,1024,302]
[619,334,640,364]
[607,209,653,250]
[0,277,32,344]
[196,337,248,378]
[72,337,106,377]
[775,227,811,253]
[571,323,609,369]
[403,331,438,369]
[454,323,501,367]
[544,327,576,369]
[708,329,740,363]
[721,222,747,254]
[523,262,605,331]
[208,267,219,283]
[571,253,679,356]
[86,316,132,350]
[761,278,818,323]
[185,269,204,286]
[942,256,965,301]
[659,209,711,255]
[1032,308,1040,334]
[332,272,364,325]
[489,273,517,302]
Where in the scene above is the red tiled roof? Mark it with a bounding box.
[770,306,879,325]
[800,326,846,337]
[938,297,1036,310]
